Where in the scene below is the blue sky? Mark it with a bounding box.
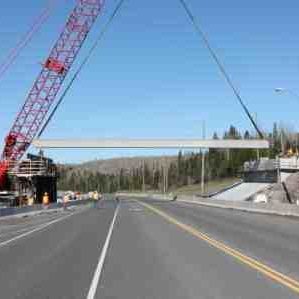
[0,0,299,163]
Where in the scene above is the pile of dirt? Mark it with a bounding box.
[265,173,299,204]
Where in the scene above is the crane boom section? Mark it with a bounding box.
[2,0,104,162]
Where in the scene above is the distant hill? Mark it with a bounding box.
[66,156,177,175]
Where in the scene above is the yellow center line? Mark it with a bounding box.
[137,200,299,295]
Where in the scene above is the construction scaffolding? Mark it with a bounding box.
[7,154,57,206]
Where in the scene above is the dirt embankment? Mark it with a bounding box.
[264,173,299,204]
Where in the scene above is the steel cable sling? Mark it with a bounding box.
[178,0,264,139]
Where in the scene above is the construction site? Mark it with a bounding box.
[0,0,298,209]
[0,153,57,206]
[0,0,103,206]
[2,2,299,298]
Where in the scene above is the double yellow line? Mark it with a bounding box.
[138,200,299,295]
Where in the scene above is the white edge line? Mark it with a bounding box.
[87,204,120,299]
[0,225,44,238]
[0,207,87,248]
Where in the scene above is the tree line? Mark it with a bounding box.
[57,123,295,193]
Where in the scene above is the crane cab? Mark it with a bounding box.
[44,58,66,75]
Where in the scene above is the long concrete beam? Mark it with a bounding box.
[32,139,269,149]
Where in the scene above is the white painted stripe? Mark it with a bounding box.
[0,225,41,238]
[87,204,120,299]
[0,213,68,238]
[0,207,87,248]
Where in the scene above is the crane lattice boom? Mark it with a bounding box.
[0,0,104,186]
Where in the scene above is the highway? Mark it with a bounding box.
[0,198,299,298]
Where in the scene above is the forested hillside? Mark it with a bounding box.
[58,123,292,193]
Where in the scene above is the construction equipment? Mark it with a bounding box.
[0,0,105,188]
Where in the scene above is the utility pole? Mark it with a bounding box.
[152,161,155,189]
[201,121,206,195]
[163,159,166,194]
[130,168,133,191]
[161,164,164,193]
[142,160,145,192]
[162,157,168,194]
[281,129,284,155]
[165,160,168,193]
[255,112,260,160]
[118,171,121,191]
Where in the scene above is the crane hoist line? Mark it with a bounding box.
[0,0,58,81]
[178,0,264,140]
[0,0,105,187]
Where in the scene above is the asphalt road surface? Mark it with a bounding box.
[0,197,299,298]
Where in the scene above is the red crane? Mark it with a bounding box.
[0,0,105,187]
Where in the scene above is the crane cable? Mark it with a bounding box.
[0,0,58,81]
[37,0,126,139]
[178,0,264,139]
